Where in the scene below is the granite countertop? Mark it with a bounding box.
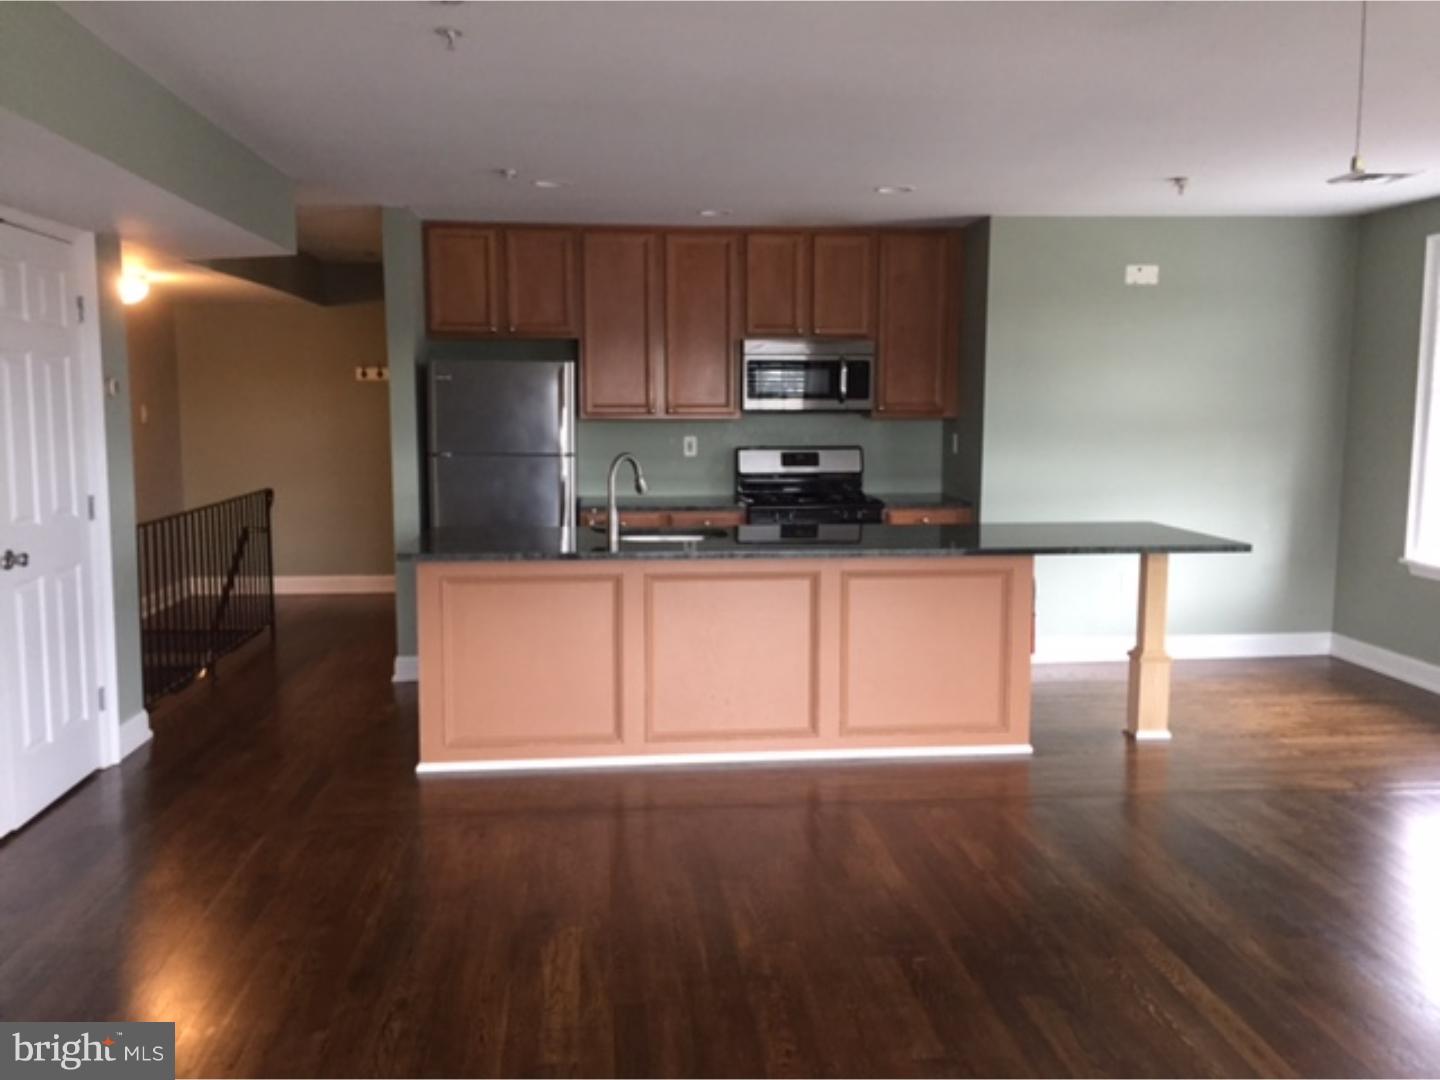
[401,521,1250,562]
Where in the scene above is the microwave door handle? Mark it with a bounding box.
[838,360,848,404]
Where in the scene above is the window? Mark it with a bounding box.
[1405,234,1440,580]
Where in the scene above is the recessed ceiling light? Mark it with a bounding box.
[874,185,916,196]
[697,209,732,218]
[533,179,567,189]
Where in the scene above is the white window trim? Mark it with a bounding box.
[1403,233,1440,580]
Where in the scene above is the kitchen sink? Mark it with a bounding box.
[620,533,709,544]
[586,526,726,545]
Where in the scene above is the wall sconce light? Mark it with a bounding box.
[119,269,150,305]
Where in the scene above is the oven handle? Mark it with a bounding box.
[838,359,848,404]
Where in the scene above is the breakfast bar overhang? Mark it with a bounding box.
[404,522,1250,772]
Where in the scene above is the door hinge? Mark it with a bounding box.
[98,686,106,712]
[87,494,96,521]
[76,296,85,324]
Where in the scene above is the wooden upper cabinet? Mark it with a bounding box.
[426,225,501,335]
[581,232,662,417]
[811,233,876,337]
[876,232,960,418]
[745,233,809,335]
[503,228,579,335]
[745,231,876,338]
[665,233,741,416]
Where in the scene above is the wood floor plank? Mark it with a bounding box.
[3,595,1440,1077]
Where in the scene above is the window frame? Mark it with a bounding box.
[1403,233,1440,581]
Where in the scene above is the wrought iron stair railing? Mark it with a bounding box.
[137,489,275,707]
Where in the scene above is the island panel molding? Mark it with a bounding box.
[428,572,626,753]
[416,555,1035,767]
[838,563,1027,738]
[643,570,824,742]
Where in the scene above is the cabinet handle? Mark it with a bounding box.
[921,516,932,524]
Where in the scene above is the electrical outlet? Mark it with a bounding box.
[1124,264,1160,286]
[682,434,698,458]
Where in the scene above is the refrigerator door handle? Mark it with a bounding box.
[559,363,576,455]
[561,455,577,547]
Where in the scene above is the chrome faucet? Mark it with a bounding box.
[606,452,648,553]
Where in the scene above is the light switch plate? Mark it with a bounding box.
[1125,264,1160,286]
[682,435,698,458]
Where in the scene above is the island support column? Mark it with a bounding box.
[1126,553,1172,740]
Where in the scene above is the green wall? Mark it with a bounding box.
[96,234,146,721]
[1333,197,1440,663]
[982,218,1358,637]
[382,209,426,657]
[0,3,294,251]
[578,418,942,497]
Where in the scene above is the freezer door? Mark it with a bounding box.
[429,359,575,455]
[430,453,576,529]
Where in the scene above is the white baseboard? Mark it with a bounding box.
[1332,634,1440,695]
[274,575,395,595]
[117,709,152,761]
[1033,632,1334,664]
[392,655,419,683]
[416,743,1034,775]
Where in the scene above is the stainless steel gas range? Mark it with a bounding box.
[735,447,885,525]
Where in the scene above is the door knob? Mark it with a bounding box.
[2,549,30,571]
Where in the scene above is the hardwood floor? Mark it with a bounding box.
[3,595,1440,1077]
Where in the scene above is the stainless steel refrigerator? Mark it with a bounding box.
[427,357,576,529]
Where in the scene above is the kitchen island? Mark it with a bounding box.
[403,522,1248,773]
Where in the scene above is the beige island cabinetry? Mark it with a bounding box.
[410,522,1249,773]
[417,555,1034,769]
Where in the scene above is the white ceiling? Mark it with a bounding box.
[64,1,1440,224]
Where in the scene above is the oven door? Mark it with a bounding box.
[742,356,873,412]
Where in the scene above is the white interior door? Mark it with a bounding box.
[0,222,102,835]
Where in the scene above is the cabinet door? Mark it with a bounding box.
[504,228,579,335]
[582,232,662,416]
[811,232,876,337]
[426,225,501,335]
[665,233,741,416]
[744,233,809,335]
[876,232,959,417]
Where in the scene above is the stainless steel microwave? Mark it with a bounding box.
[741,339,875,412]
